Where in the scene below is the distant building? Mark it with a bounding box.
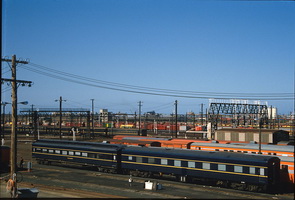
[215,128,289,144]
[100,109,110,123]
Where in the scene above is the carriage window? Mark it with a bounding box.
[148,158,155,164]
[260,168,265,176]
[234,166,243,173]
[250,167,255,174]
[88,153,97,158]
[218,164,226,171]
[161,159,168,165]
[229,150,234,152]
[243,151,248,153]
[75,151,81,156]
[174,160,181,167]
[42,149,48,152]
[48,149,54,153]
[82,152,88,157]
[69,151,74,156]
[99,154,112,159]
[62,151,68,155]
[136,157,143,163]
[113,155,116,160]
[128,156,133,161]
[55,150,60,154]
[203,163,210,170]
[35,148,42,152]
[188,161,195,168]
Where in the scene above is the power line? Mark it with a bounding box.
[19,62,294,100]
[26,62,293,97]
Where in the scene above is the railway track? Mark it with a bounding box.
[1,163,293,199]
[1,138,294,199]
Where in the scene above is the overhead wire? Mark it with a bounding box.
[27,63,293,97]
[19,62,294,100]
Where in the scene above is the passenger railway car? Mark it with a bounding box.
[32,139,123,173]
[107,139,161,147]
[190,142,295,190]
[121,146,280,192]
[112,135,294,188]
[32,139,281,193]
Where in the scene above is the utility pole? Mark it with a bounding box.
[31,104,34,124]
[55,96,66,139]
[138,101,142,135]
[0,0,3,141]
[175,100,178,138]
[91,99,94,138]
[134,111,137,129]
[31,104,35,139]
[1,55,31,198]
[259,118,262,154]
[200,103,204,126]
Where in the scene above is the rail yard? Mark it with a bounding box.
[0,106,294,198]
[0,130,294,199]
[1,1,294,199]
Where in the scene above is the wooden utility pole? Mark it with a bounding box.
[1,55,31,198]
[0,0,2,140]
[11,55,17,183]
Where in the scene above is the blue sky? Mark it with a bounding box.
[2,0,295,115]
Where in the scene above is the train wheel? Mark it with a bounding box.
[142,172,150,178]
[248,185,258,192]
[122,169,129,175]
[130,170,139,177]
